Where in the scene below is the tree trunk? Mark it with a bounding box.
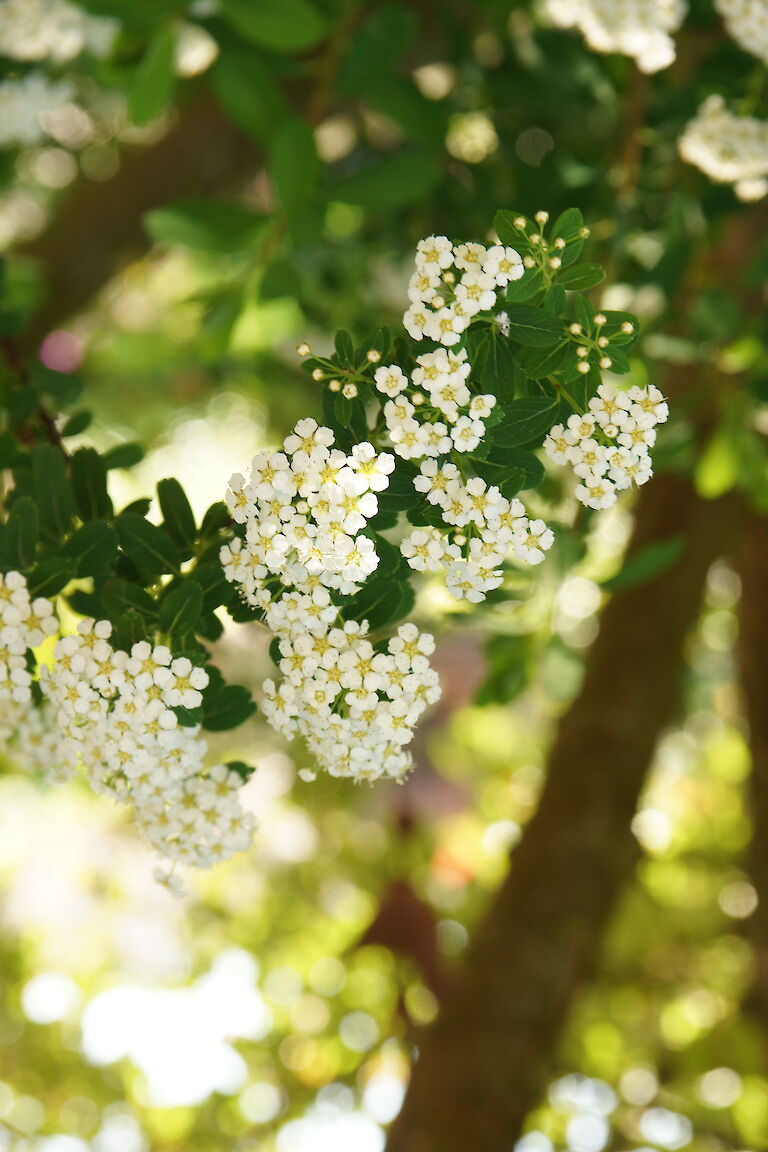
[737,513,768,1059]
[387,475,740,1152]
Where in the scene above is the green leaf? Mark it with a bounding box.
[476,635,529,705]
[519,341,571,380]
[128,24,176,126]
[203,683,256,731]
[200,501,231,536]
[116,513,181,578]
[159,581,203,637]
[29,364,83,407]
[5,497,38,571]
[490,396,560,449]
[472,330,519,402]
[211,44,287,144]
[494,209,528,248]
[32,446,74,542]
[27,556,77,598]
[505,306,564,348]
[551,207,584,240]
[64,521,118,576]
[221,0,326,51]
[226,760,255,781]
[112,609,148,652]
[157,477,196,550]
[102,443,144,470]
[602,537,685,592]
[504,269,543,303]
[70,448,112,521]
[558,263,605,291]
[101,578,158,620]
[342,573,411,630]
[271,117,320,220]
[145,200,265,253]
[331,150,440,211]
[60,410,92,437]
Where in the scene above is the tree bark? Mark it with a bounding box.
[387,474,740,1152]
[20,98,261,343]
[737,513,768,1058]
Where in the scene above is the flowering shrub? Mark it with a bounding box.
[0,206,667,884]
[221,210,666,787]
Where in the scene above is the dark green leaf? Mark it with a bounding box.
[27,556,77,598]
[558,263,606,291]
[64,521,118,577]
[145,200,264,253]
[211,44,287,144]
[331,150,440,211]
[102,443,145,470]
[128,24,176,125]
[203,683,256,731]
[101,578,158,620]
[157,477,196,549]
[490,396,560,448]
[5,497,38,570]
[271,118,320,220]
[32,446,74,542]
[159,580,203,637]
[116,513,181,577]
[71,448,112,520]
[221,0,325,51]
[505,306,564,348]
[60,410,92,437]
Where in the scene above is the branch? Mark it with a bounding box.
[19,97,261,344]
[386,474,741,1152]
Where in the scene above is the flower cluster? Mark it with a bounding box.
[0,72,74,148]
[679,96,768,202]
[544,382,668,510]
[0,0,116,63]
[222,418,395,600]
[403,235,524,346]
[0,570,57,703]
[543,0,686,73]
[376,348,497,461]
[716,0,768,66]
[262,614,440,783]
[222,419,442,781]
[38,620,254,874]
[402,468,555,602]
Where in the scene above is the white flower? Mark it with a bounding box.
[482,244,524,285]
[451,415,485,452]
[415,234,454,276]
[512,517,555,565]
[575,473,618,510]
[374,364,409,397]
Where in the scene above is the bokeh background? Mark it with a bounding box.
[1,1,768,1150]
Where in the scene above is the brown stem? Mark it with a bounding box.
[386,474,741,1152]
[737,512,768,1060]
